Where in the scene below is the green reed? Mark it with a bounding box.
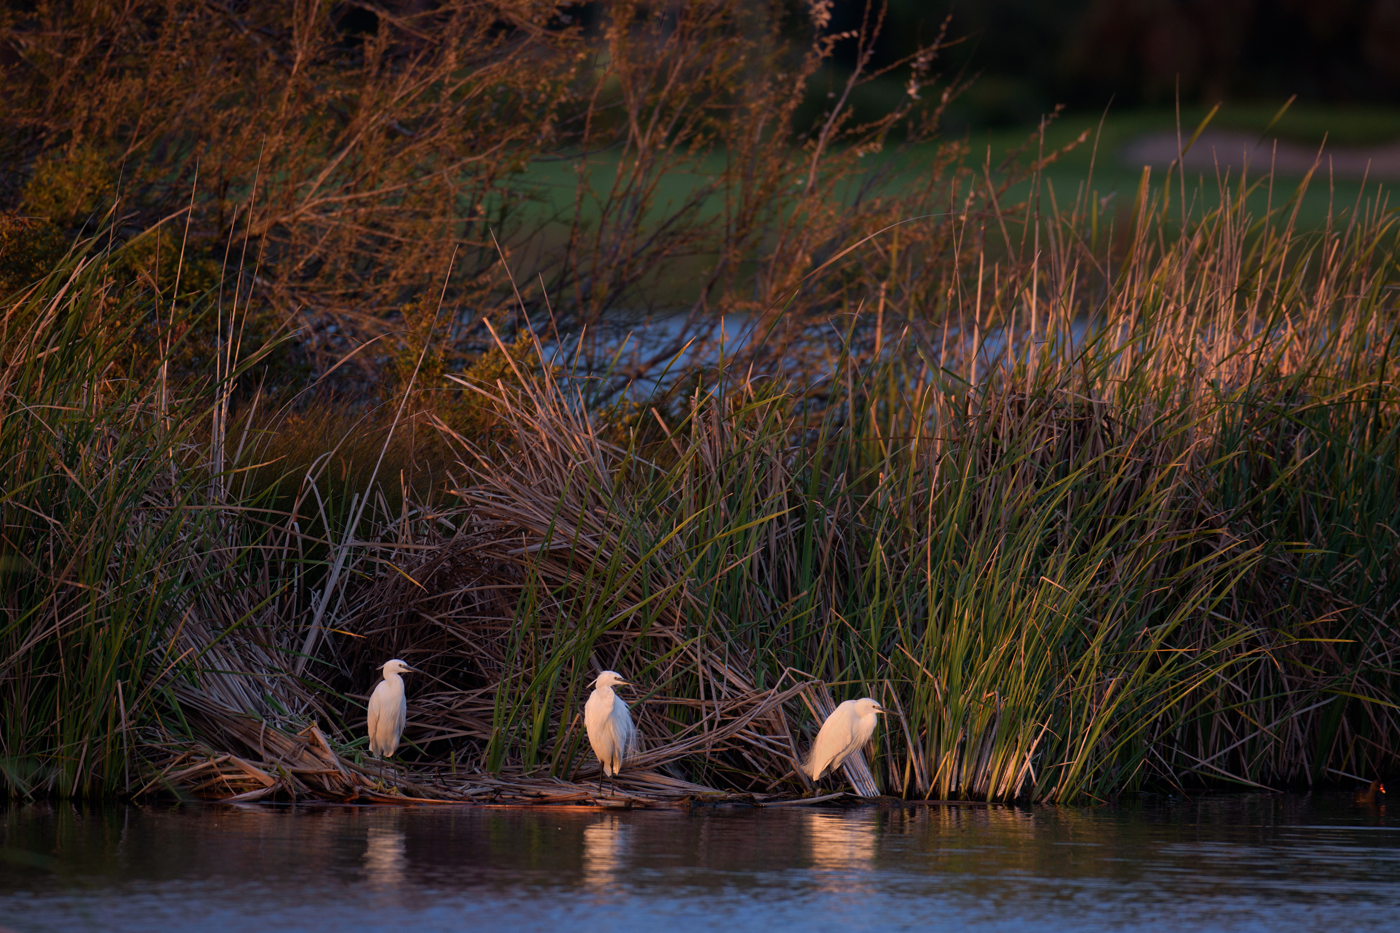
[454,160,1399,800]
[3,154,1397,801]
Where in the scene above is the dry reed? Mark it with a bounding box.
[2,6,1397,806]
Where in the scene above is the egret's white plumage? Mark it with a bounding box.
[367,659,416,758]
[584,671,636,779]
[804,697,886,781]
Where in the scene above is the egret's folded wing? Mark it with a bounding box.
[366,682,388,755]
[392,694,407,740]
[612,694,637,756]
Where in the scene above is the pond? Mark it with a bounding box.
[2,794,1397,932]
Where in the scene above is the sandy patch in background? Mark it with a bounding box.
[1122,129,1400,180]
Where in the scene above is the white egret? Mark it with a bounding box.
[804,697,887,783]
[366,659,417,781]
[584,671,636,796]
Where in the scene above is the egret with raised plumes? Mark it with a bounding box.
[804,697,887,783]
[585,671,637,796]
[367,659,418,772]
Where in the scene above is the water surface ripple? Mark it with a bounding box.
[3,795,1397,932]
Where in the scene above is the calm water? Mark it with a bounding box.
[2,795,1397,932]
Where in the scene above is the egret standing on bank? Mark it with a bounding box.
[804,697,887,784]
[585,671,636,796]
[367,659,418,781]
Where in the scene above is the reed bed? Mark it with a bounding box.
[2,147,1398,803]
[0,0,960,388]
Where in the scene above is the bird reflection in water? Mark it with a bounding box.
[805,810,878,892]
[582,815,630,895]
[363,823,408,893]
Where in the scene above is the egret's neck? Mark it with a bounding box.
[383,670,402,686]
[595,684,615,700]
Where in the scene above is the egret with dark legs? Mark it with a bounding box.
[367,659,418,788]
[585,671,636,798]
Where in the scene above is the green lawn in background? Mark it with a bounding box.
[516,104,1400,240]
[940,104,1400,230]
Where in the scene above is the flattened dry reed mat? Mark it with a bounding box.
[140,684,869,807]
